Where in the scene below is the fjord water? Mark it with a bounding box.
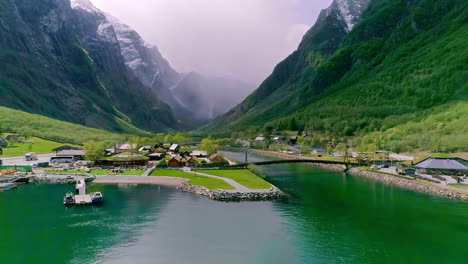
[1,152,467,264]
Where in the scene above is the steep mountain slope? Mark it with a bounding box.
[76,1,253,125]
[204,0,371,127]
[0,0,180,133]
[202,0,467,151]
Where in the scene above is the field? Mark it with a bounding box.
[0,106,150,145]
[150,169,235,190]
[197,169,272,189]
[0,137,81,158]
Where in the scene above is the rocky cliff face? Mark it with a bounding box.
[0,0,182,132]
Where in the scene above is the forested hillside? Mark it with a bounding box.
[202,0,468,152]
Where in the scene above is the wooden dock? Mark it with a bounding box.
[73,178,92,205]
[74,194,92,205]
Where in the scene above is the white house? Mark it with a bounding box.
[311,148,327,155]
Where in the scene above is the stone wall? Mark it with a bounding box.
[348,167,468,201]
[29,173,95,184]
[177,184,286,201]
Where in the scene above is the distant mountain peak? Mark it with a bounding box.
[70,0,100,13]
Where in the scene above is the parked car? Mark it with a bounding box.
[25,152,38,161]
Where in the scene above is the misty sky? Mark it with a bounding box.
[91,0,332,85]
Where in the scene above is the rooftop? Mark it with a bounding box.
[415,158,468,170]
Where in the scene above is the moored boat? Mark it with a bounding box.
[63,192,75,206]
[90,192,103,204]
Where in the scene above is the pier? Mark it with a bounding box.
[73,179,93,205]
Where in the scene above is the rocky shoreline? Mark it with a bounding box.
[29,173,95,184]
[177,183,286,201]
[348,167,468,201]
[246,149,468,201]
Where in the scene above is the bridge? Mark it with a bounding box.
[225,159,361,168]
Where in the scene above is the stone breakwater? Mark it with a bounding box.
[177,184,286,201]
[249,149,346,172]
[348,167,468,201]
[29,173,95,184]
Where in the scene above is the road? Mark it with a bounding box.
[0,154,55,166]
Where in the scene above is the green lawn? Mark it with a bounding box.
[150,169,235,190]
[1,136,81,157]
[449,184,468,189]
[197,169,272,189]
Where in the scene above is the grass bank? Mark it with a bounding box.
[197,169,272,189]
[150,169,235,190]
[0,137,81,158]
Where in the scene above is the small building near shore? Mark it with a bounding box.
[311,148,327,155]
[168,156,182,167]
[169,144,180,153]
[148,153,165,161]
[209,153,226,164]
[139,145,154,152]
[52,145,80,153]
[191,150,208,158]
[414,158,468,175]
[57,150,86,160]
[187,156,200,167]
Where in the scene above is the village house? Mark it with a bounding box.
[52,145,80,153]
[291,145,302,155]
[311,148,327,155]
[168,155,182,167]
[148,153,165,161]
[414,158,468,176]
[191,150,208,158]
[118,143,137,152]
[169,144,180,153]
[139,145,154,152]
[235,139,251,148]
[186,156,200,167]
[289,136,298,145]
[56,149,86,160]
[209,153,226,164]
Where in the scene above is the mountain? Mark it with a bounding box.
[0,0,183,133]
[202,0,468,152]
[75,1,253,125]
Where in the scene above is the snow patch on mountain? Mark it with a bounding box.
[70,0,100,13]
[333,0,370,31]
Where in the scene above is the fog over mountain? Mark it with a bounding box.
[90,0,333,86]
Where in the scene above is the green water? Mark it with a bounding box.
[0,152,467,264]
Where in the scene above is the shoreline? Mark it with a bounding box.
[348,167,468,201]
[27,173,285,201]
[247,149,468,201]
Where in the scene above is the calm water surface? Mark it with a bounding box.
[0,151,467,264]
